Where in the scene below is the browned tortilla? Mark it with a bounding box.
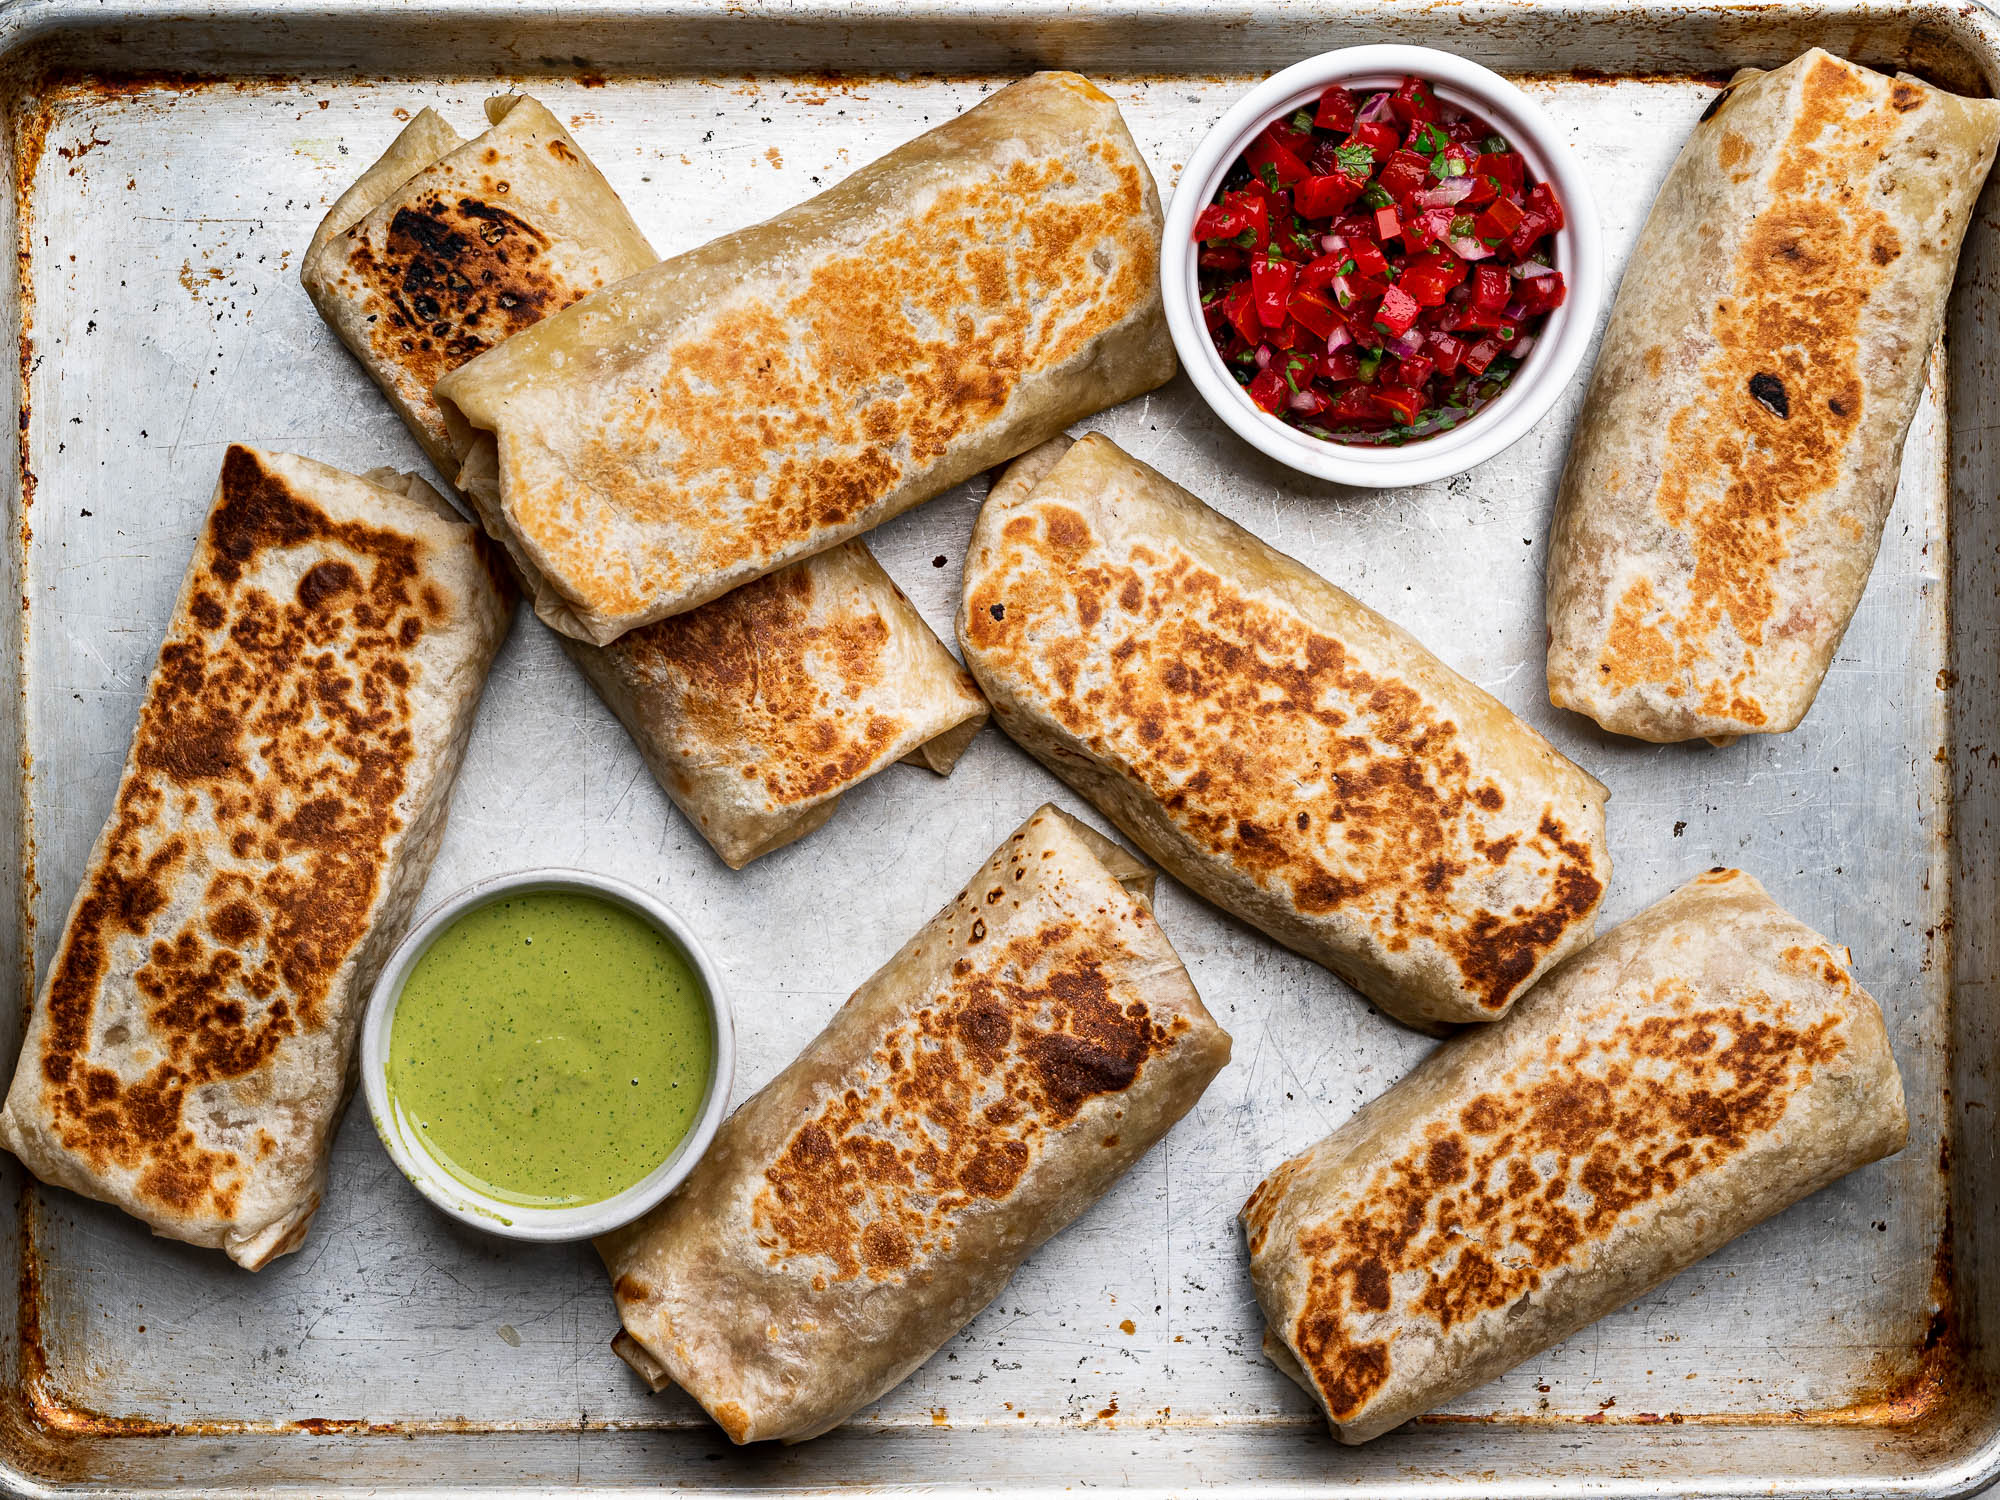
[597,805,1230,1443]
[1545,50,2000,742]
[435,72,1176,643]
[304,96,986,866]
[0,448,511,1267]
[960,433,1610,1031]
[1241,868,1907,1442]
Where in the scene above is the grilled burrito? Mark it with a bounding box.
[304,97,987,866]
[434,70,1176,644]
[0,447,511,1268]
[959,433,1610,1032]
[1545,50,2000,742]
[597,804,1231,1443]
[1241,867,1907,1443]
[561,541,987,869]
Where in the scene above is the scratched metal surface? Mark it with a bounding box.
[0,1,1995,1496]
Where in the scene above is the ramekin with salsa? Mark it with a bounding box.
[1159,47,1602,487]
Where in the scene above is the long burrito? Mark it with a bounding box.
[1241,868,1907,1443]
[0,447,511,1268]
[1544,50,2000,743]
[434,71,1176,644]
[303,97,986,866]
[959,434,1610,1032]
[597,805,1231,1443]
[562,541,987,869]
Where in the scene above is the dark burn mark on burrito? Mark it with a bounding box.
[602,547,970,807]
[754,896,1185,1285]
[336,191,595,427]
[1747,372,1789,419]
[964,508,1604,1013]
[1245,988,1849,1423]
[1598,55,1906,729]
[1697,83,1739,124]
[34,447,438,1223]
[529,101,1158,624]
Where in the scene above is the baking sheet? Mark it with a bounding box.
[1,1,1994,1495]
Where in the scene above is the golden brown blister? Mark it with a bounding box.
[597,805,1230,1443]
[0,448,511,1268]
[1545,50,2000,742]
[1241,868,1907,1443]
[960,433,1609,1031]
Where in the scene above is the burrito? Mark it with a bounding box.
[959,433,1610,1032]
[597,804,1231,1443]
[434,70,1176,644]
[301,93,656,476]
[1545,50,2000,743]
[0,447,511,1268]
[304,97,988,865]
[1241,867,1907,1444]
[562,541,987,869]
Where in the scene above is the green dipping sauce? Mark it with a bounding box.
[386,890,713,1209]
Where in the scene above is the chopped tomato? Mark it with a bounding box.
[1244,130,1309,188]
[1471,263,1512,311]
[1395,353,1436,388]
[1477,151,1525,197]
[1526,181,1565,232]
[1430,331,1466,375]
[1251,254,1296,327]
[1475,196,1526,244]
[1463,337,1503,375]
[1321,348,1363,382]
[1348,119,1402,155]
[1374,205,1402,243]
[1222,281,1261,345]
[1374,286,1422,338]
[1514,270,1567,315]
[1199,246,1246,272]
[1194,203,1247,242]
[1378,149,1430,202]
[1313,87,1358,134]
[1287,285,1342,340]
[1296,172,1365,220]
[1389,77,1441,125]
[1507,209,1551,258]
[1346,236,1389,280]
[1327,388,1384,423]
[1221,187,1269,243]
[1375,383,1424,424]
[1247,365,1291,413]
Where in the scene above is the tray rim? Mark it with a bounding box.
[2,0,1998,1494]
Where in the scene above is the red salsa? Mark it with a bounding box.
[1195,75,1568,446]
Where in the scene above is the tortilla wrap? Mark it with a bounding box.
[597,804,1230,1443]
[434,70,1175,644]
[304,96,986,865]
[959,433,1610,1032]
[1544,50,2000,742]
[1241,867,1907,1443]
[0,447,511,1267]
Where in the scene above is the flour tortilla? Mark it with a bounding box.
[0,447,510,1268]
[1241,868,1907,1442]
[597,805,1229,1442]
[1545,51,2000,742]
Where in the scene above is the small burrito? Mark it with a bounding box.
[302,94,656,477]
[0,447,511,1268]
[1545,50,2000,742]
[562,541,987,869]
[434,71,1176,644]
[597,805,1231,1443]
[959,433,1610,1032]
[1241,868,1907,1443]
[303,97,986,865]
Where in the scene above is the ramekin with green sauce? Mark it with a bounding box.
[360,870,734,1241]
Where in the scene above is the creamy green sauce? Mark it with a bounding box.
[386,891,713,1208]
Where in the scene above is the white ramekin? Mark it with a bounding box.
[359,868,735,1243]
[1161,44,1603,489]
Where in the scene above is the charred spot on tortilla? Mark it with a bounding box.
[1890,80,1925,112]
[1748,372,1789,419]
[1698,82,1740,124]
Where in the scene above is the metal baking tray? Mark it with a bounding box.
[1,0,1994,1494]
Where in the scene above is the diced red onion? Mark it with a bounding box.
[1447,284,1473,304]
[1320,233,1347,253]
[1325,323,1353,352]
[1504,299,1529,321]
[1387,329,1427,359]
[1255,344,1274,368]
[1356,91,1395,124]
[1438,103,1467,125]
[1415,178,1475,208]
[1511,334,1537,359]
[1512,260,1557,280]
[1289,387,1321,411]
[1447,232,1494,261]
